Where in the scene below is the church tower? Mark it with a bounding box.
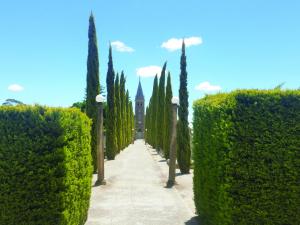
[135,78,145,139]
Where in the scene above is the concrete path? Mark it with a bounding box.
[85,140,198,225]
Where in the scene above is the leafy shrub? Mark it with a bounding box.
[193,90,300,225]
[0,106,93,225]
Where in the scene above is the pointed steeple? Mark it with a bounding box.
[135,78,144,101]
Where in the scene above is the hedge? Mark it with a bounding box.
[193,90,300,225]
[0,106,93,225]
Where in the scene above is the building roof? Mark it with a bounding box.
[135,79,144,101]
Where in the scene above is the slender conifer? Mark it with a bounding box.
[114,73,122,153]
[163,72,173,159]
[106,45,117,160]
[177,41,191,173]
[86,13,100,171]
[151,75,159,147]
[120,72,126,149]
[156,62,167,151]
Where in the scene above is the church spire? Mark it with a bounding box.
[135,78,144,100]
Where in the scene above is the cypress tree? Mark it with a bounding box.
[151,75,159,148]
[163,72,173,159]
[145,106,149,142]
[129,100,133,143]
[147,98,152,144]
[145,98,150,143]
[156,62,167,151]
[106,45,117,160]
[149,97,154,145]
[120,71,126,149]
[125,90,130,146]
[86,13,100,172]
[177,41,191,174]
[114,73,122,153]
[129,101,134,143]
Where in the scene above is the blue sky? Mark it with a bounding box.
[1,0,299,120]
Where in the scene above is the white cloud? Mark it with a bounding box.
[136,66,162,78]
[195,82,221,92]
[8,84,24,92]
[161,36,203,51]
[111,41,134,52]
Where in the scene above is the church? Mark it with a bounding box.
[135,79,145,139]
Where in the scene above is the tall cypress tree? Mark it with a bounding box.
[156,62,167,151]
[114,73,122,153]
[86,13,100,172]
[151,75,159,148]
[163,72,173,159]
[106,45,116,160]
[129,101,134,143]
[146,97,151,143]
[129,100,133,143]
[147,97,155,146]
[125,90,130,146]
[148,98,153,144]
[145,106,149,142]
[177,41,191,174]
[120,71,126,149]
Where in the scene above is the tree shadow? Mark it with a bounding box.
[185,216,200,225]
[158,159,166,162]
[92,180,107,187]
[92,182,100,188]
[176,172,189,177]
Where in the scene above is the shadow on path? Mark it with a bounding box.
[185,216,200,225]
[176,171,190,177]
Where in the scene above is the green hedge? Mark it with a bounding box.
[0,106,93,225]
[193,90,300,225]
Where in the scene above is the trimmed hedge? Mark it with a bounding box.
[0,106,93,225]
[193,90,300,225]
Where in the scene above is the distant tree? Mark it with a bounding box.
[146,99,152,144]
[149,96,155,145]
[145,106,149,142]
[120,71,126,149]
[2,99,24,106]
[71,100,86,112]
[114,73,122,153]
[106,45,117,160]
[125,90,130,146]
[163,72,173,159]
[129,100,134,143]
[150,75,159,147]
[85,13,100,171]
[177,41,191,174]
[274,82,285,90]
[156,62,167,151]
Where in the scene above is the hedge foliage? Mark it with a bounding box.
[193,90,300,225]
[0,106,93,225]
